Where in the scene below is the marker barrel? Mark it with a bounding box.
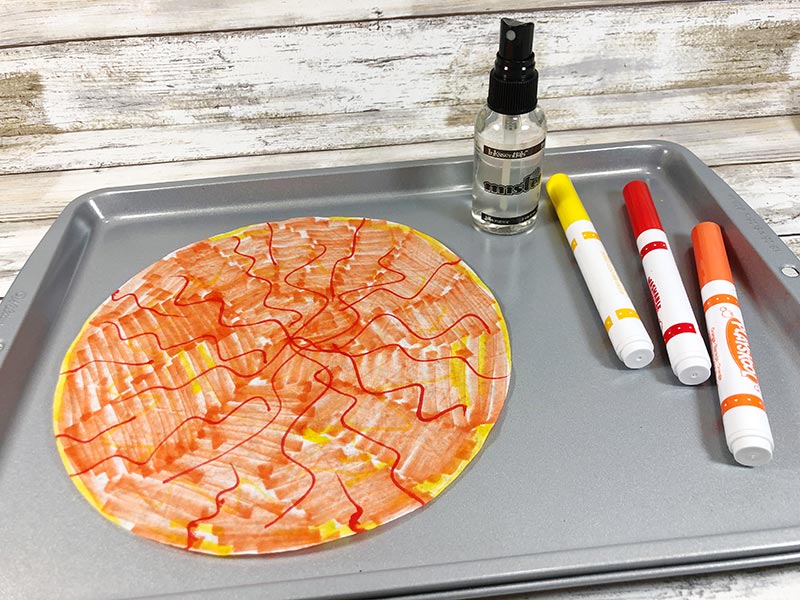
[547,174,654,369]
[692,221,774,466]
[623,181,711,384]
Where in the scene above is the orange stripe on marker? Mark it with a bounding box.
[582,231,600,241]
[570,238,578,251]
[604,316,613,332]
[703,293,739,311]
[720,394,765,415]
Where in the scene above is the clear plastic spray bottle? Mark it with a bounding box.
[472,18,546,235]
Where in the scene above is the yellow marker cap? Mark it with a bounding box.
[545,173,591,233]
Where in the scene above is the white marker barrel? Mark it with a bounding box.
[693,222,774,467]
[635,229,711,384]
[563,220,654,368]
[623,181,711,385]
[547,174,653,369]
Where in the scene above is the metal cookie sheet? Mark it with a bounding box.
[1,142,799,600]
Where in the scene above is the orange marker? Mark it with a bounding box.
[692,222,773,466]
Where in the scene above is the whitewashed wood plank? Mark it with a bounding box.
[716,161,800,236]
[1,1,797,173]
[3,83,798,175]
[0,0,689,48]
[784,235,800,259]
[0,220,51,297]
[2,116,798,223]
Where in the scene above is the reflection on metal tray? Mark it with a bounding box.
[1,142,800,600]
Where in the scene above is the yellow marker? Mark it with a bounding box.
[546,173,654,368]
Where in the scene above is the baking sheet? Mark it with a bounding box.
[1,141,799,599]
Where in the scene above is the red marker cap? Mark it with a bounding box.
[692,221,733,287]
[623,180,663,239]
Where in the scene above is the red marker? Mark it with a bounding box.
[623,181,711,384]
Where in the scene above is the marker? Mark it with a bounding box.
[623,181,711,385]
[546,173,654,369]
[692,221,774,467]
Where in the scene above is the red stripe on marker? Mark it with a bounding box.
[640,240,668,258]
[663,322,697,344]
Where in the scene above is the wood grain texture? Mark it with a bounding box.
[1,1,798,173]
[2,116,799,224]
[0,220,52,296]
[716,161,800,236]
[0,0,690,47]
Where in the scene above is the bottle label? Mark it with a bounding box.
[482,140,545,160]
[480,207,538,225]
[483,167,541,196]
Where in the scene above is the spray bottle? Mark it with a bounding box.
[472,18,546,235]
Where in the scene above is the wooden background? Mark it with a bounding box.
[1,0,799,597]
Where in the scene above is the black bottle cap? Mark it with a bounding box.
[487,18,539,115]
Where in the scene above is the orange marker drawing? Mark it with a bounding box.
[692,221,774,466]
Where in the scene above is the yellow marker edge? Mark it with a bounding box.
[545,173,592,234]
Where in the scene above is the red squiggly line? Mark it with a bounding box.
[99,320,272,364]
[163,395,281,484]
[284,243,332,335]
[312,248,450,347]
[305,353,424,505]
[335,245,407,297]
[349,342,505,381]
[111,290,184,318]
[339,311,491,349]
[69,396,272,477]
[336,474,365,534]
[104,361,270,408]
[261,352,329,530]
[290,330,505,382]
[339,258,462,309]
[333,344,467,423]
[329,218,365,298]
[170,275,300,331]
[229,236,303,325]
[266,222,277,265]
[185,464,240,550]
[61,358,154,375]
[56,415,138,444]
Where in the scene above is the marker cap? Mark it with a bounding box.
[673,354,711,385]
[618,338,655,369]
[546,173,591,233]
[692,221,733,287]
[611,318,655,369]
[622,180,663,239]
[730,435,773,467]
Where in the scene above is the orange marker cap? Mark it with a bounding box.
[691,221,733,288]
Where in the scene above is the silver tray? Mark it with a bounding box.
[1,142,799,599]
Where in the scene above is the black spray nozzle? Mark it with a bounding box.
[487,18,539,115]
[498,18,534,62]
